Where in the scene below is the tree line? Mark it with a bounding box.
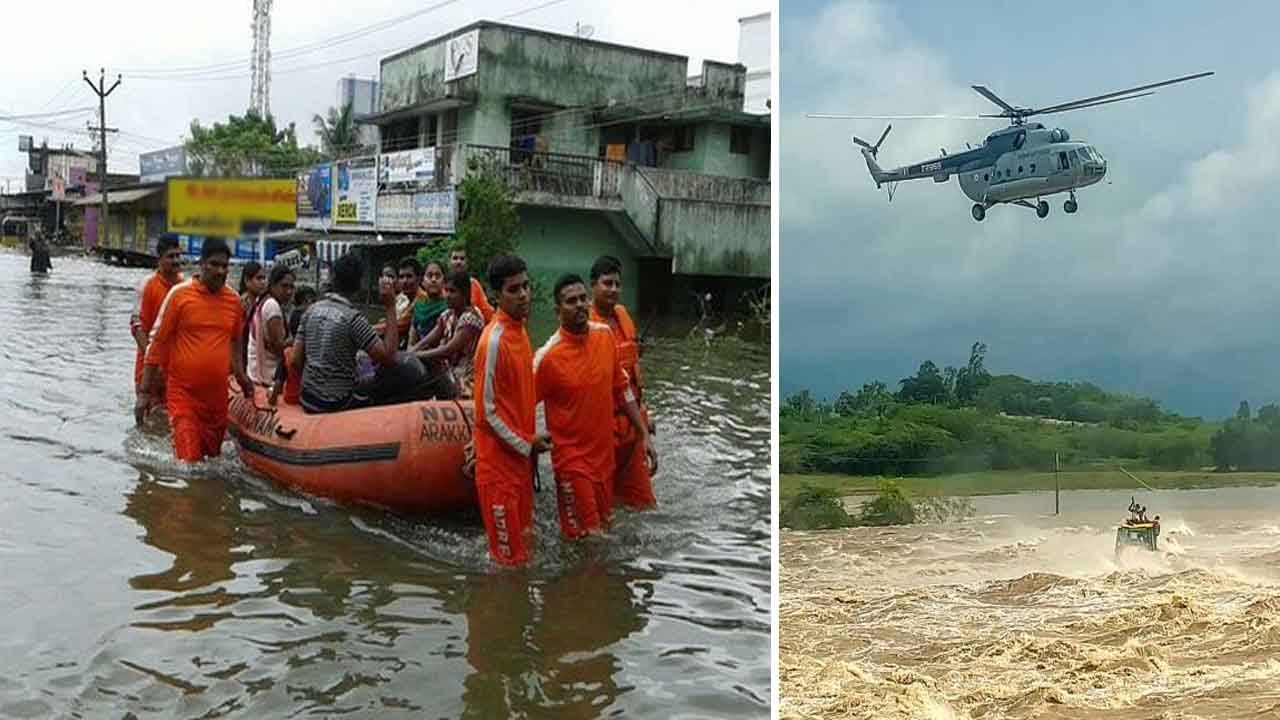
[781,342,1227,476]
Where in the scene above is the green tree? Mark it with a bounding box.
[185,110,321,178]
[780,485,852,530]
[1237,400,1252,422]
[857,479,917,526]
[782,390,818,420]
[456,157,520,283]
[899,360,947,404]
[954,341,992,405]
[312,101,359,159]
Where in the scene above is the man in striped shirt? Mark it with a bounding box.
[290,252,419,413]
[473,254,550,567]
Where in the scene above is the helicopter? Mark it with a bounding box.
[808,71,1213,221]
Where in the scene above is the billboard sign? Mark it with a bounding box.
[139,146,188,183]
[296,164,332,229]
[378,147,435,189]
[167,178,298,236]
[334,156,377,228]
[445,29,479,82]
[375,189,455,233]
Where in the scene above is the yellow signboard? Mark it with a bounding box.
[167,178,298,236]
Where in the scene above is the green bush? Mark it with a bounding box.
[780,485,852,530]
[857,479,917,526]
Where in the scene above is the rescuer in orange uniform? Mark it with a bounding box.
[137,239,254,462]
[473,254,550,567]
[450,246,495,324]
[535,274,656,539]
[130,235,184,392]
[588,256,658,509]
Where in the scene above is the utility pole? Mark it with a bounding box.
[1054,452,1060,515]
[83,68,121,249]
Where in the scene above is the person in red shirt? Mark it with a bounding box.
[535,274,656,539]
[137,238,254,462]
[473,254,550,567]
[589,255,658,509]
[450,246,495,324]
[130,235,184,392]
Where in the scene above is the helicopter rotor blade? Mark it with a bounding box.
[875,124,892,150]
[971,85,1018,113]
[807,113,988,120]
[1026,71,1213,117]
[1031,91,1157,117]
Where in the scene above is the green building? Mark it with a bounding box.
[354,20,770,316]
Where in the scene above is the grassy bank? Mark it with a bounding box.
[780,471,1280,503]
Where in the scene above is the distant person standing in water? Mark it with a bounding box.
[29,234,52,273]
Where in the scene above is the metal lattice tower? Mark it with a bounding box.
[249,0,273,116]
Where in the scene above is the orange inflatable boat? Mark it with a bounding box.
[227,386,477,515]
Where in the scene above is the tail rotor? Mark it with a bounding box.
[852,124,892,157]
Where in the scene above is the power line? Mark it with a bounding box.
[126,0,571,82]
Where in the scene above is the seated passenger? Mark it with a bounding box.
[247,265,296,386]
[270,284,316,407]
[409,260,448,348]
[413,270,485,398]
[291,252,424,413]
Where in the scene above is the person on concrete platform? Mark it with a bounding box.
[291,252,423,413]
[450,246,495,324]
[137,238,254,462]
[535,273,656,540]
[588,255,658,510]
[473,254,550,567]
[131,235,184,395]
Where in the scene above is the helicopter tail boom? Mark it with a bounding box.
[852,125,894,188]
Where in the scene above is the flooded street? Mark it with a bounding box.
[0,252,770,718]
[781,487,1280,719]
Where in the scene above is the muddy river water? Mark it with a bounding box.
[782,487,1280,719]
[0,252,770,718]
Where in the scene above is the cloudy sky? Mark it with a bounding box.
[0,0,767,190]
[781,0,1280,420]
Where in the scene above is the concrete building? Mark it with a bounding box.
[738,12,771,115]
[339,76,381,149]
[342,20,770,315]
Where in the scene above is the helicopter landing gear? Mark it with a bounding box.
[1036,200,1049,219]
[971,203,986,222]
[1064,191,1078,214]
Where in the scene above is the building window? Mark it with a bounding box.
[730,126,751,155]
[382,116,419,153]
[510,108,543,158]
[674,125,695,152]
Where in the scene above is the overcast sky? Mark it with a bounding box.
[781,0,1280,420]
[0,0,768,189]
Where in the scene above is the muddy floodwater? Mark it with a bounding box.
[781,487,1280,719]
[0,252,770,717]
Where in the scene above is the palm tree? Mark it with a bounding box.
[312,101,358,159]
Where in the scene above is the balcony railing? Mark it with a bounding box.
[451,144,624,200]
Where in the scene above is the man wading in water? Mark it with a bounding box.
[473,254,550,567]
[589,255,658,510]
[137,238,253,461]
[131,235,184,410]
[535,273,656,540]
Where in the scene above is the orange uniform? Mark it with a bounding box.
[471,277,495,324]
[131,271,183,389]
[145,279,244,462]
[535,323,634,539]
[590,303,656,509]
[473,309,537,567]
